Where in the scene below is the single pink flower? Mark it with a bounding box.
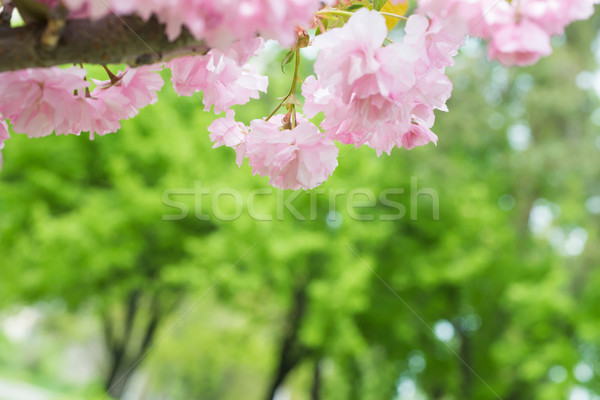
[169,39,268,113]
[0,67,89,138]
[313,9,416,102]
[487,19,552,67]
[208,111,248,166]
[417,0,495,37]
[401,122,439,150]
[80,92,130,137]
[92,65,164,120]
[305,9,423,150]
[245,118,339,190]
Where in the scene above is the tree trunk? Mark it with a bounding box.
[264,282,309,400]
[458,328,473,400]
[310,360,322,400]
[101,292,163,399]
[347,358,362,400]
[105,362,135,400]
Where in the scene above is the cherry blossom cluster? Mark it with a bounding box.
[168,38,268,113]
[0,65,164,138]
[37,0,332,47]
[209,113,339,190]
[0,0,598,187]
[208,7,459,188]
[301,9,454,157]
[419,0,600,66]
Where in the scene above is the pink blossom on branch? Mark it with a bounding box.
[401,121,439,150]
[58,0,332,47]
[303,9,453,156]
[0,65,164,139]
[304,9,417,151]
[169,38,268,113]
[419,0,600,66]
[487,19,552,67]
[210,113,339,190]
[1,0,598,185]
[208,111,248,167]
[86,65,165,137]
[245,118,339,190]
[0,67,89,138]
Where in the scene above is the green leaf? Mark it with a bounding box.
[371,0,387,11]
[280,50,295,73]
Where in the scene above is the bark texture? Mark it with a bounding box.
[0,14,208,72]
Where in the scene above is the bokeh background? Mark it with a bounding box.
[1,12,600,400]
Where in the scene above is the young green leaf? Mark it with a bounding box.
[372,0,387,11]
[281,50,295,73]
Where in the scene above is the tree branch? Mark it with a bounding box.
[0,14,209,72]
[0,1,15,27]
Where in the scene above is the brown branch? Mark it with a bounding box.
[0,1,15,26]
[0,14,209,72]
[40,4,68,51]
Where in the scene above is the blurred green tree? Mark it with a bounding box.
[0,79,222,398]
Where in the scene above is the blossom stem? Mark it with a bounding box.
[290,48,301,95]
[379,11,408,21]
[315,9,407,21]
[265,100,284,122]
[290,47,301,129]
[315,9,354,18]
[102,65,120,85]
[266,47,302,127]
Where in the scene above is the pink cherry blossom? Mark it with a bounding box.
[2,0,598,189]
[401,121,439,150]
[304,9,453,156]
[417,0,495,37]
[208,111,248,166]
[244,117,338,190]
[92,65,164,120]
[305,9,420,149]
[77,94,129,137]
[70,65,164,138]
[567,0,600,21]
[419,0,600,67]
[522,0,600,36]
[0,67,89,138]
[402,14,457,110]
[403,15,464,70]
[0,65,164,139]
[169,39,268,113]
[56,0,330,47]
[312,9,416,102]
[487,19,552,67]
